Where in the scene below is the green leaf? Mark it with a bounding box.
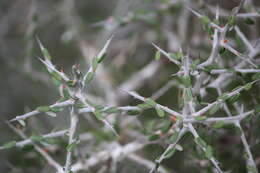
[127,109,141,116]
[156,107,165,118]
[244,18,255,25]
[219,47,226,54]
[170,132,179,143]
[3,141,16,149]
[97,54,106,63]
[228,15,236,26]
[85,72,94,84]
[205,87,218,95]
[213,121,225,129]
[37,106,51,112]
[50,71,62,82]
[252,73,260,80]
[38,39,52,60]
[155,51,161,60]
[228,93,240,103]
[31,135,44,142]
[209,103,221,115]
[244,82,253,91]
[104,107,120,114]
[161,121,172,133]
[191,59,200,70]
[92,57,99,71]
[201,16,211,25]
[195,116,207,121]
[169,52,182,61]
[94,109,103,120]
[205,145,213,159]
[179,75,192,87]
[75,103,86,108]
[175,144,183,151]
[146,98,157,107]
[137,103,152,109]
[18,119,26,127]
[246,164,258,173]
[217,93,229,101]
[164,148,176,159]
[50,107,62,113]
[195,137,207,148]
[148,134,160,141]
[184,88,193,102]
[255,105,260,113]
[46,111,57,117]
[66,80,76,87]
[66,141,77,152]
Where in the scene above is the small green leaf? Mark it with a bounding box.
[244,82,253,91]
[219,47,226,54]
[218,93,229,101]
[92,57,99,71]
[205,145,213,159]
[213,121,225,129]
[195,137,207,148]
[191,59,200,70]
[97,54,106,63]
[164,148,176,159]
[50,71,62,82]
[156,108,165,118]
[31,135,44,142]
[184,88,193,102]
[228,15,236,26]
[148,134,160,141]
[66,141,77,152]
[127,109,141,115]
[94,109,103,120]
[146,98,157,107]
[175,144,183,151]
[170,132,179,143]
[137,103,152,109]
[255,105,260,113]
[3,141,16,149]
[252,73,260,80]
[18,119,26,127]
[195,116,207,121]
[66,80,76,87]
[246,164,258,173]
[50,107,62,113]
[155,51,161,60]
[46,111,57,117]
[228,93,240,103]
[75,103,86,108]
[201,16,211,25]
[244,18,255,25]
[170,52,182,61]
[85,72,94,84]
[179,75,192,87]
[37,106,51,112]
[209,103,221,115]
[161,121,172,133]
[104,107,120,114]
[38,39,52,60]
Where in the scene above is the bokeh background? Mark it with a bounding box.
[0,0,260,172]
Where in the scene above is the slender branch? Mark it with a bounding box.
[0,129,68,150]
[121,89,183,118]
[64,107,79,173]
[9,100,74,122]
[6,122,63,172]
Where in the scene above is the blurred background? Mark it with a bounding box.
[0,0,260,172]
